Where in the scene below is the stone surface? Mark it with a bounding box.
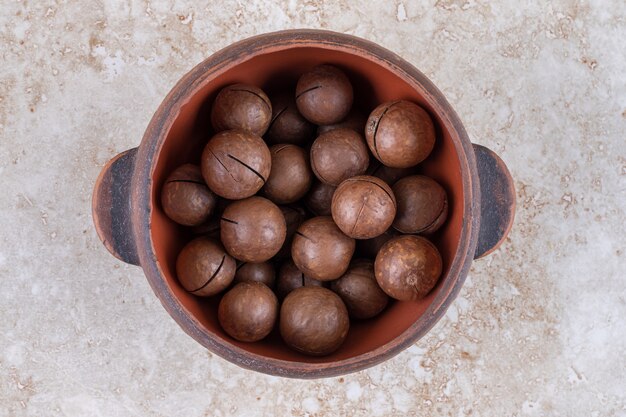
[1,1,625,416]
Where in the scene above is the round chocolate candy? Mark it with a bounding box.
[220,197,286,262]
[310,128,369,186]
[295,64,353,125]
[266,90,315,145]
[276,259,324,300]
[365,100,435,168]
[161,164,217,226]
[330,259,389,319]
[201,130,271,200]
[392,175,449,234]
[317,109,366,135]
[218,282,278,342]
[274,205,308,260]
[279,287,349,356]
[331,175,396,239]
[211,83,272,136]
[234,261,276,288]
[263,144,313,204]
[357,228,399,259]
[291,216,355,281]
[374,235,442,301]
[176,237,236,297]
[304,181,336,216]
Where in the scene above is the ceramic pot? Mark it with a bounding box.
[92,30,515,378]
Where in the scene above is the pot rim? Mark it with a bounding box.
[132,29,481,378]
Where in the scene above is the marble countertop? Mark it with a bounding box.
[1,1,624,416]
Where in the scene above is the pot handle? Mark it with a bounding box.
[92,148,141,266]
[472,144,516,259]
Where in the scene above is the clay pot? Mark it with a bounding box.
[92,30,515,379]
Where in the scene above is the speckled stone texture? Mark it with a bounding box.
[1,1,625,416]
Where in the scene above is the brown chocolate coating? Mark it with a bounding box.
[357,228,399,259]
[279,287,349,356]
[317,109,366,135]
[161,164,216,226]
[367,160,418,186]
[392,175,448,234]
[201,130,271,200]
[304,181,336,216]
[234,262,276,288]
[374,235,442,301]
[310,128,369,186]
[176,237,236,297]
[218,282,278,342]
[276,259,324,299]
[220,197,286,262]
[266,90,315,145]
[211,83,272,136]
[263,144,313,204]
[291,216,355,281]
[365,100,436,168]
[330,259,389,319]
[295,65,353,125]
[275,205,308,259]
[331,175,396,239]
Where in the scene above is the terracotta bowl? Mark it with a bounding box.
[92,30,515,378]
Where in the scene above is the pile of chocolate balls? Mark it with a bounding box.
[161,64,448,356]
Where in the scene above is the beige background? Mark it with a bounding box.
[1,1,625,416]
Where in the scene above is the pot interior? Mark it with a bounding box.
[149,46,465,363]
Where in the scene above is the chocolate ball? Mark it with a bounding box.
[161,164,216,226]
[276,259,324,299]
[218,282,278,342]
[176,237,236,297]
[367,160,417,186]
[234,262,276,288]
[392,175,448,234]
[317,109,366,135]
[304,181,336,216]
[365,100,436,168]
[266,90,315,145]
[275,205,308,259]
[357,228,399,259]
[292,216,355,281]
[295,65,353,125]
[280,287,349,356]
[330,259,389,319]
[220,196,286,262]
[211,83,272,136]
[201,130,271,200]
[374,235,442,301]
[310,128,369,186]
[331,175,396,239]
[263,144,313,204]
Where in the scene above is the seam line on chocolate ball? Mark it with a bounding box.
[229,88,271,110]
[295,85,322,99]
[371,101,400,161]
[208,149,239,183]
[166,179,207,186]
[226,154,267,183]
[220,217,239,225]
[189,255,226,293]
[345,178,396,208]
